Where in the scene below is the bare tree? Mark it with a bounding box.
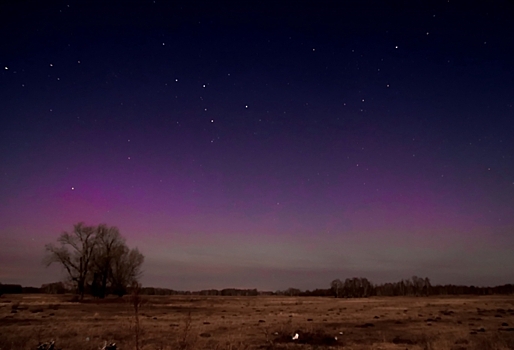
[424,277,431,296]
[330,279,343,298]
[90,225,125,298]
[131,281,143,350]
[45,222,144,299]
[110,246,144,297]
[360,277,372,297]
[411,275,426,296]
[44,223,98,300]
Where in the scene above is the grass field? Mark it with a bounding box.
[1,294,514,349]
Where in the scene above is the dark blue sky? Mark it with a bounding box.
[1,0,513,290]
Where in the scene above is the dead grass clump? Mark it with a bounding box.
[440,309,455,316]
[355,322,374,328]
[392,335,415,344]
[11,301,20,312]
[60,329,79,339]
[0,337,28,350]
[470,333,514,350]
[454,338,469,345]
[176,312,197,350]
[30,306,45,313]
[130,282,145,350]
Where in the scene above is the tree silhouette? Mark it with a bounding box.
[89,225,126,298]
[110,245,144,296]
[330,279,343,298]
[44,222,144,299]
[44,223,97,300]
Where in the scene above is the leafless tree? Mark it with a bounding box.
[330,279,343,298]
[360,277,372,297]
[44,222,144,299]
[90,225,125,298]
[110,246,144,296]
[424,277,432,296]
[44,223,98,300]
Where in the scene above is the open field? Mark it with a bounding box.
[1,294,514,350]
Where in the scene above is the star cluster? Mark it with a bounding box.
[1,0,513,290]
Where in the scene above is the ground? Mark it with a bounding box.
[1,294,514,350]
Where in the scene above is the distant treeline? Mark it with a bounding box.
[0,283,40,295]
[323,276,514,298]
[1,278,513,297]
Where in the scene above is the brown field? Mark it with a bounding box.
[1,294,514,350]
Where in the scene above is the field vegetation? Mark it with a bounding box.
[1,294,514,350]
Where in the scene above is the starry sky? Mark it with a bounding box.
[1,0,513,291]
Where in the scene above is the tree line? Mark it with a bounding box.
[3,279,513,298]
[44,222,144,299]
[330,276,430,298]
[273,277,514,297]
[325,276,514,298]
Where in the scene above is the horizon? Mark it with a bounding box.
[6,276,514,293]
[1,0,513,291]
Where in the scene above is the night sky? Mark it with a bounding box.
[1,1,513,291]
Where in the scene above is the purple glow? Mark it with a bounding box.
[1,1,513,290]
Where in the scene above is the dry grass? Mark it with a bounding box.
[1,294,514,349]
